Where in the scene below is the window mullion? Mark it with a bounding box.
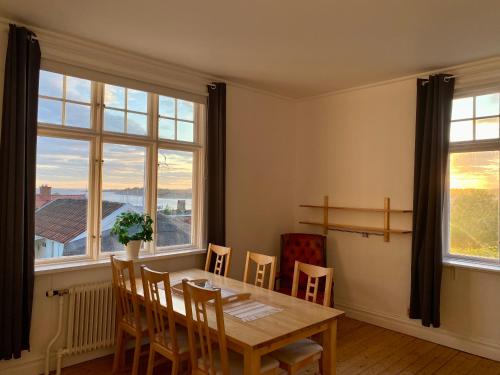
[150,93,159,254]
[94,82,105,260]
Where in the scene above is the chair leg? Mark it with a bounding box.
[146,348,155,375]
[171,358,179,375]
[131,335,142,375]
[112,326,124,373]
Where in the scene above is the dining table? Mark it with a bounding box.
[134,268,345,375]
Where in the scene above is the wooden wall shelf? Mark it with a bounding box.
[299,196,413,242]
[299,204,412,214]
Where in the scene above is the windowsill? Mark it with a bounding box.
[443,257,500,274]
[35,248,206,276]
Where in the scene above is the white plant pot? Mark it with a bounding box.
[125,240,142,260]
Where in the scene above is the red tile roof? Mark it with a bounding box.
[36,194,86,209]
[35,199,124,244]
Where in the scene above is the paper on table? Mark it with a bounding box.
[224,300,283,322]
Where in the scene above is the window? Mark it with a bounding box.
[158,96,195,142]
[35,70,204,263]
[447,92,500,265]
[38,71,92,129]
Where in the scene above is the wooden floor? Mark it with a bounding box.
[58,317,500,375]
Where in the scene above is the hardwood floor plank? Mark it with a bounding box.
[415,346,459,374]
[56,317,500,375]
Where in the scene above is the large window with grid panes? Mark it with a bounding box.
[447,92,500,266]
[35,70,204,263]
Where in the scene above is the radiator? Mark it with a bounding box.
[45,281,116,375]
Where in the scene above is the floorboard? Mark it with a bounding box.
[54,317,500,375]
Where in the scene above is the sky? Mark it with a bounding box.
[36,71,195,191]
[449,94,500,190]
[450,151,499,190]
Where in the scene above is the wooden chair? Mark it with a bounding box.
[271,261,334,375]
[182,279,280,374]
[243,251,277,290]
[204,243,232,277]
[276,233,332,306]
[110,255,148,375]
[141,266,191,375]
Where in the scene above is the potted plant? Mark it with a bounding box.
[111,212,153,259]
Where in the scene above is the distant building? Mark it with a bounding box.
[34,198,192,258]
[36,185,86,209]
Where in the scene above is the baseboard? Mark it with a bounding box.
[335,299,500,362]
[0,347,115,375]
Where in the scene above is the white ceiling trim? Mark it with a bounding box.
[297,56,500,103]
[0,16,295,102]
[0,18,211,101]
[2,16,500,103]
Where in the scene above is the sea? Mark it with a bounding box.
[46,188,192,210]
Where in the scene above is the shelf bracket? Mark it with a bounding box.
[323,195,329,235]
[384,197,390,242]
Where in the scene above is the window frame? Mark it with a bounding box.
[35,73,205,265]
[445,90,500,268]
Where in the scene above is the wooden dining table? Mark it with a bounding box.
[134,268,344,375]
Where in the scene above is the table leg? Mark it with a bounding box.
[244,347,261,375]
[322,319,338,375]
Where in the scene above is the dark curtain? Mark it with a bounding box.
[410,74,455,328]
[0,24,40,359]
[206,83,226,250]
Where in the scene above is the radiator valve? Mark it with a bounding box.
[46,289,69,297]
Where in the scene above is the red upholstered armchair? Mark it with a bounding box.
[276,233,333,306]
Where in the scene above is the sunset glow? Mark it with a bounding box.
[450,151,499,190]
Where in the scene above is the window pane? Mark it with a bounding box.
[127,89,147,113]
[104,108,125,133]
[476,117,499,140]
[450,151,499,260]
[65,103,91,128]
[476,93,499,118]
[66,76,91,103]
[38,98,62,124]
[39,71,63,98]
[450,120,473,142]
[157,149,193,248]
[451,97,473,120]
[35,137,90,259]
[177,121,194,142]
[101,143,146,253]
[159,96,175,117]
[127,112,148,136]
[177,100,194,121]
[159,118,175,139]
[104,84,125,109]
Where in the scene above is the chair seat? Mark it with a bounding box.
[153,325,190,353]
[277,287,327,306]
[198,350,279,374]
[270,339,323,365]
[122,311,148,332]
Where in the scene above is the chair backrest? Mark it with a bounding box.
[204,243,232,277]
[280,233,326,290]
[110,255,141,327]
[140,266,178,352]
[182,279,229,375]
[291,261,333,307]
[243,251,277,290]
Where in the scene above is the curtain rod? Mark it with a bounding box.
[421,69,497,85]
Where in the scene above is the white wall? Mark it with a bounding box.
[294,79,500,361]
[226,85,296,279]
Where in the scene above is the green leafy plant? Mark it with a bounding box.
[111,212,153,245]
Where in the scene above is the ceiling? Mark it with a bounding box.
[1,0,500,98]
